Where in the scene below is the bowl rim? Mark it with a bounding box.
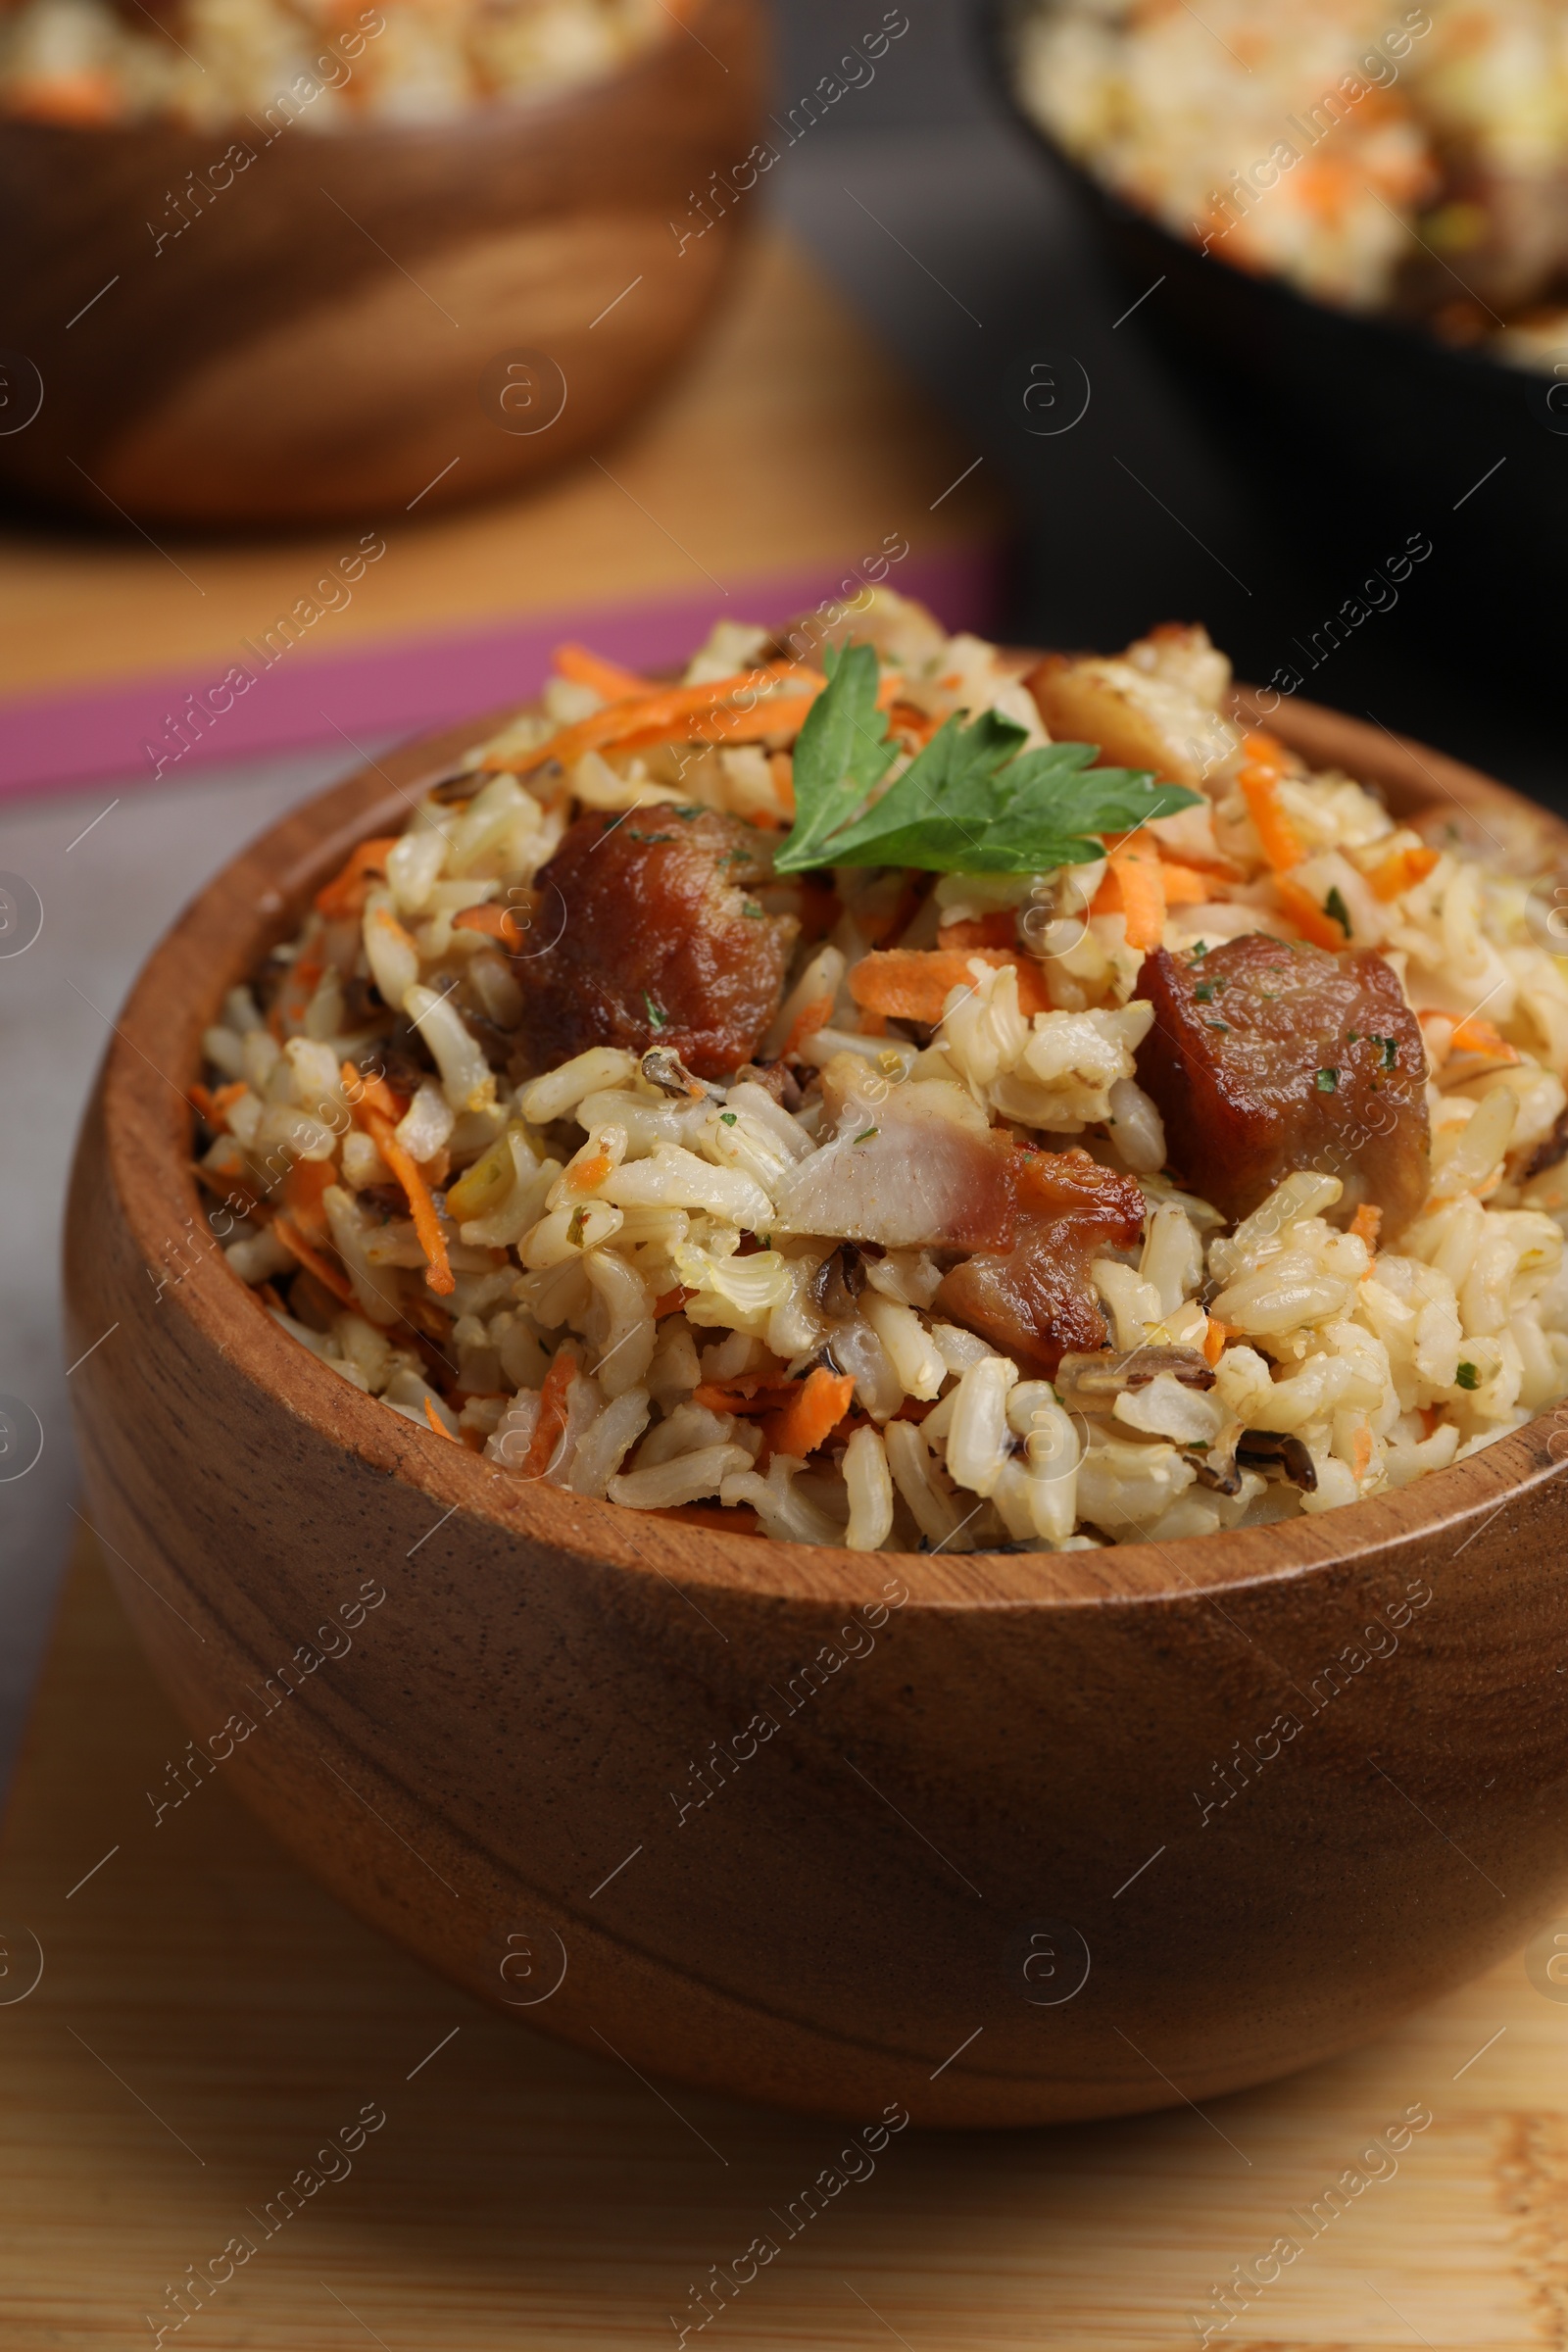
[0,0,741,146]
[76,670,1568,1613]
[982,0,1548,403]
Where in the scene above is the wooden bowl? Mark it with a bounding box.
[0,0,762,529]
[64,683,1568,2128]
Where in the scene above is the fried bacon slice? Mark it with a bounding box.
[936,1149,1148,1376]
[517,805,798,1080]
[1133,934,1429,1234]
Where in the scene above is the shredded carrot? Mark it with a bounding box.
[282,1155,336,1244]
[1368,843,1441,902]
[1093,838,1167,950]
[315,836,399,922]
[1241,729,1290,772]
[613,696,819,752]
[189,1082,216,1122]
[849,948,1053,1026]
[692,1376,799,1417]
[211,1079,250,1121]
[653,1286,694,1319]
[452,904,522,950]
[887,700,943,750]
[937,910,1017,952]
[360,1103,455,1296]
[552,642,653,701]
[768,752,796,818]
[272,1215,358,1307]
[485,663,824,776]
[1348,1202,1383,1250]
[1239,765,1302,872]
[424,1396,461,1445]
[1274,875,1350,953]
[521,1351,576,1478]
[1157,861,1214,906]
[1352,1426,1373,1483]
[565,1151,613,1197]
[1449,1016,1520,1065]
[341,1060,410,1125]
[277,947,325,1030]
[763,1367,856,1461]
[1201,1317,1231,1368]
[780,993,834,1061]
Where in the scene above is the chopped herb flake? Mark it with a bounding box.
[1455,1360,1480,1390]
[1315,1067,1339,1092]
[642,993,667,1031]
[720,1111,738,1126]
[853,1127,879,1144]
[1324,885,1352,937]
[1381,1036,1398,1068]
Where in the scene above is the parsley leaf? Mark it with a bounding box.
[1455,1360,1480,1390]
[772,643,1202,875]
[772,642,896,875]
[1324,885,1352,937]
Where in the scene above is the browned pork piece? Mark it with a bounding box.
[517,805,798,1080]
[773,1066,1019,1250]
[1133,935,1429,1233]
[936,1149,1148,1375]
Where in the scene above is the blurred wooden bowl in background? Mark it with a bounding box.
[0,0,764,528]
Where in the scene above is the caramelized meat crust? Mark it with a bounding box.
[936,1149,1147,1375]
[1133,935,1429,1233]
[518,805,798,1080]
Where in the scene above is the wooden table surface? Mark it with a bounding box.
[2,1532,1565,2350]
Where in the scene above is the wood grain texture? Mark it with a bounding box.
[0,0,763,525]
[61,689,1568,2128]
[5,1532,1568,2348]
[0,233,1001,698]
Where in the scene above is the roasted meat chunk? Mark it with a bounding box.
[936,1149,1147,1375]
[1133,935,1429,1233]
[774,1062,1019,1250]
[518,805,798,1080]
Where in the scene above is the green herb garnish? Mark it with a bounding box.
[643,993,667,1031]
[1381,1036,1398,1068]
[720,1111,738,1126]
[771,643,1201,876]
[1325,885,1352,937]
[1455,1361,1480,1390]
[854,1127,879,1144]
[1316,1067,1338,1092]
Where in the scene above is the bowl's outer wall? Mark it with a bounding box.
[64,698,1568,2127]
[0,0,763,525]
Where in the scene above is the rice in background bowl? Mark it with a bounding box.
[0,0,669,124]
[1009,0,1568,372]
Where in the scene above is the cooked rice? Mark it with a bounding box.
[1011,0,1568,371]
[0,0,664,126]
[196,592,1568,1552]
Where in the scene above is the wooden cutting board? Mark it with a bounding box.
[2,1530,1564,2350]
